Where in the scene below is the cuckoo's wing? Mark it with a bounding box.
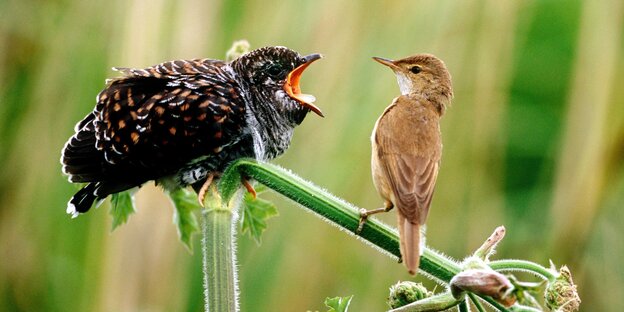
[61,59,246,213]
[62,58,245,183]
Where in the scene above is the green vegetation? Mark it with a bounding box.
[215,159,569,311]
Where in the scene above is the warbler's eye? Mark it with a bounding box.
[266,64,284,78]
[410,66,422,74]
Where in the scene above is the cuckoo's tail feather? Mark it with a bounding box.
[67,183,99,218]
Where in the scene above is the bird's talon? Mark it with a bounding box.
[197,192,206,208]
[242,178,257,199]
[357,208,369,234]
[197,174,214,207]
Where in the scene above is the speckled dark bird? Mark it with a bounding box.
[61,46,323,218]
[360,54,452,275]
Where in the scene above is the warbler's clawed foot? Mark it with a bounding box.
[357,207,386,233]
[356,204,394,234]
[357,208,369,234]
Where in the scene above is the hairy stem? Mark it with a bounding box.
[458,301,470,312]
[220,159,459,280]
[202,185,239,312]
[489,260,556,281]
[468,293,486,312]
[389,292,462,312]
[218,159,557,312]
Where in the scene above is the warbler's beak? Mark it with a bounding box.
[372,56,400,71]
[284,53,324,117]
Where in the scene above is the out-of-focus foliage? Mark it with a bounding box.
[0,0,622,311]
[324,295,353,312]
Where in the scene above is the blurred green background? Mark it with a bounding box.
[1,0,623,311]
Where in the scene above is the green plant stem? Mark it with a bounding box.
[219,160,528,312]
[458,301,469,312]
[389,292,462,312]
[202,186,239,312]
[508,305,543,312]
[468,293,486,312]
[489,260,556,281]
[220,159,460,280]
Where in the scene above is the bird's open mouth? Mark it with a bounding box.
[284,53,324,117]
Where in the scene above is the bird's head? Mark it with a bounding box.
[373,54,453,103]
[232,46,323,124]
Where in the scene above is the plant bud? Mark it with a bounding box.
[545,266,581,312]
[450,269,516,307]
[387,281,432,309]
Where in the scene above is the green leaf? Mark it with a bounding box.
[168,187,202,250]
[110,191,136,231]
[240,191,278,245]
[253,184,268,193]
[324,295,353,312]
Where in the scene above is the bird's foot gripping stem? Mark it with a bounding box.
[242,177,256,199]
[197,173,215,207]
[197,174,256,207]
[357,204,393,233]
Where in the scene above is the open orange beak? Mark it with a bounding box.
[284,53,324,117]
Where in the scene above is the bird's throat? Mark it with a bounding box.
[396,73,414,95]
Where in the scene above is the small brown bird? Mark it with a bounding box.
[361,54,453,275]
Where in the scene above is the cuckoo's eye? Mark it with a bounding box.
[266,64,285,78]
[410,66,422,74]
